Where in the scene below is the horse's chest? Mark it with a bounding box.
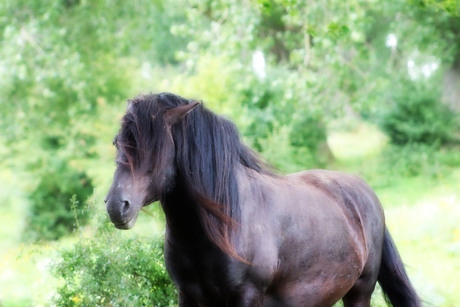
[164,240,237,301]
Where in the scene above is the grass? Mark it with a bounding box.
[0,169,52,306]
[382,171,460,306]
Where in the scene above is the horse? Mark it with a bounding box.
[105,93,420,307]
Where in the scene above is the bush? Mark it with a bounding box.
[380,143,439,177]
[23,160,93,241]
[236,68,330,169]
[378,143,460,179]
[52,216,177,306]
[380,79,457,145]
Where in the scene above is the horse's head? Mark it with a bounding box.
[105,95,199,229]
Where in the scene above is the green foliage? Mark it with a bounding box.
[379,143,460,178]
[52,216,177,307]
[168,55,329,169]
[380,79,457,145]
[289,111,327,154]
[381,143,440,177]
[23,160,93,241]
[1,0,460,305]
[409,0,460,16]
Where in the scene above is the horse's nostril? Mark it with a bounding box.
[122,200,131,214]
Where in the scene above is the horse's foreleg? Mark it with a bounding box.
[178,291,200,307]
[229,284,264,307]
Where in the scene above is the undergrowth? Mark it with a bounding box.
[51,211,177,306]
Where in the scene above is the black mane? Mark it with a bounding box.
[117,93,273,256]
[108,93,420,306]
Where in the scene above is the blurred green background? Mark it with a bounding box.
[1,0,459,306]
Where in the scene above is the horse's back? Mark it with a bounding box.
[287,169,384,224]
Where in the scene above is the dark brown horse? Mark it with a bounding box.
[105,93,420,307]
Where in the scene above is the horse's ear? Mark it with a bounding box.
[126,98,134,109]
[164,101,200,126]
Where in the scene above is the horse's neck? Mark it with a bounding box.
[161,166,249,241]
[161,166,268,241]
[161,178,206,241]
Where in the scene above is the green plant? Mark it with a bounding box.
[23,160,93,241]
[380,143,439,177]
[52,215,177,306]
[380,79,457,146]
[378,143,460,179]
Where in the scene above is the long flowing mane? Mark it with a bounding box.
[109,93,421,306]
[119,93,274,257]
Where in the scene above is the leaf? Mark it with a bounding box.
[305,24,317,37]
[326,23,350,39]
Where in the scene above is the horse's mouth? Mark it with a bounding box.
[113,212,139,230]
[114,222,131,229]
[110,200,155,230]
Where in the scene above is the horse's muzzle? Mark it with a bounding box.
[105,198,139,229]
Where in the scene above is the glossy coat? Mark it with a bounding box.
[105,93,420,307]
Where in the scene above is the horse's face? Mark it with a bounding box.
[104,136,175,229]
[105,100,199,229]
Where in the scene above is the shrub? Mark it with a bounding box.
[23,160,93,241]
[380,79,457,145]
[380,143,439,177]
[289,110,330,167]
[378,143,460,178]
[52,216,177,306]
[236,68,330,169]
